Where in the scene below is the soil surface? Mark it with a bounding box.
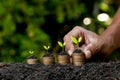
[58,51,69,55]
[43,52,53,57]
[27,55,39,59]
[73,48,83,53]
[0,61,120,80]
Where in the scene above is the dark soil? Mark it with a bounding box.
[73,48,84,53]
[27,55,39,59]
[58,51,69,55]
[0,61,120,80]
[43,52,53,57]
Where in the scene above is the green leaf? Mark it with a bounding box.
[78,37,82,43]
[70,36,78,44]
[63,42,66,46]
[58,41,63,47]
[43,45,47,50]
[47,46,50,49]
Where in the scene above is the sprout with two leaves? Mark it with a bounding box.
[27,50,39,64]
[58,41,66,51]
[43,45,50,52]
[57,41,70,65]
[70,36,82,48]
[42,45,54,65]
[29,51,34,55]
[43,45,52,56]
[70,36,85,66]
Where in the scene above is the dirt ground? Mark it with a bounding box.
[0,61,120,80]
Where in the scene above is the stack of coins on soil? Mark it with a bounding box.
[57,55,70,65]
[27,58,39,64]
[42,56,54,65]
[72,49,85,66]
[42,52,54,65]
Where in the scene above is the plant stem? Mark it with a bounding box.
[76,43,79,48]
[62,47,64,51]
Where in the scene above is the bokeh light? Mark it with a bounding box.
[83,17,92,25]
[97,13,110,22]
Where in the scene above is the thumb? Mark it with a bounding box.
[83,43,95,59]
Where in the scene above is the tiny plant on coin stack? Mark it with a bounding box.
[42,45,54,65]
[57,41,70,65]
[70,36,85,66]
[26,51,39,64]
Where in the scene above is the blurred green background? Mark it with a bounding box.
[0,0,119,62]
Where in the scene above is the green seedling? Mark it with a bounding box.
[57,41,70,65]
[29,50,34,55]
[27,51,39,64]
[43,45,52,56]
[43,45,54,65]
[43,45,50,52]
[58,41,66,51]
[70,36,85,66]
[70,36,82,48]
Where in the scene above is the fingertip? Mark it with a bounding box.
[84,50,92,59]
[68,50,73,56]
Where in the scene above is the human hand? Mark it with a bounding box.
[64,26,113,59]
